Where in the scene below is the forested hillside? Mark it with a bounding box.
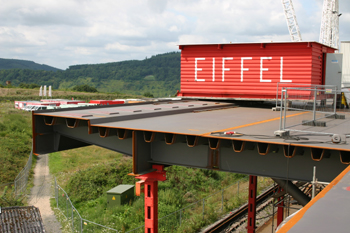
[0,58,60,72]
[0,52,181,97]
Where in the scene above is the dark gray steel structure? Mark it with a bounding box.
[32,100,350,183]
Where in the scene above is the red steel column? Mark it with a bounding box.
[135,165,166,233]
[276,188,284,228]
[144,179,158,233]
[247,175,257,233]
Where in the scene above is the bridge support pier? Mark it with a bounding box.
[247,175,257,233]
[135,165,166,233]
[277,188,284,228]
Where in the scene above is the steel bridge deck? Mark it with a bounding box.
[32,100,350,182]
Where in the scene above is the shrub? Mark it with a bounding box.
[143,91,154,98]
[72,84,98,93]
[18,83,40,89]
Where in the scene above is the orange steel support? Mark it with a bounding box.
[135,165,166,233]
[247,175,257,233]
[277,188,284,228]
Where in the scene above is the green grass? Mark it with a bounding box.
[49,146,125,187]
[0,102,32,183]
[0,102,33,207]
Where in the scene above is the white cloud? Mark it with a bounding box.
[147,0,168,14]
[0,0,349,69]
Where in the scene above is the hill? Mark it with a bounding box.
[0,52,181,97]
[0,58,61,72]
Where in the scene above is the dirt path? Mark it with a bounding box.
[28,154,62,233]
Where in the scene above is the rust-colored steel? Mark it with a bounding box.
[277,188,284,229]
[247,175,257,233]
[135,180,145,196]
[31,111,37,155]
[178,42,336,99]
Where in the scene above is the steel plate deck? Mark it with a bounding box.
[32,100,350,182]
[34,100,350,151]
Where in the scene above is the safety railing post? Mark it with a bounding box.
[334,86,337,114]
[72,206,74,231]
[313,87,317,122]
[312,166,316,199]
[202,199,205,220]
[279,88,285,130]
[237,181,240,196]
[179,209,182,226]
[221,188,224,213]
[283,89,288,130]
[57,186,59,209]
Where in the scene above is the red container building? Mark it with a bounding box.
[89,100,125,106]
[177,42,336,100]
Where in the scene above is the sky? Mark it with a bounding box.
[0,0,349,70]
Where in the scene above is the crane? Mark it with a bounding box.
[282,0,340,49]
[319,0,340,49]
[281,0,302,42]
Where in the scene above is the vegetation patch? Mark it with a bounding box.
[144,75,156,81]
[72,84,98,93]
[0,102,32,207]
[66,158,135,203]
[50,145,269,232]
[0,103,32,184]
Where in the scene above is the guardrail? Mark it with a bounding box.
[276,85,347,136]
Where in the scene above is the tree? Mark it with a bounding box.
[72,84,98,93]
[143,91,154,98]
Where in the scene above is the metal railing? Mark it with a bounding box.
[14,150,33,197]
[275,83,339,109]
[276,85,345,135]
[55,178,119,233]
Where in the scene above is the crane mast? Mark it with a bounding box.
[319,0,339,49]
[282,0,302,42]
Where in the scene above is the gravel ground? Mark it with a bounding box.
[28,154,62,233]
